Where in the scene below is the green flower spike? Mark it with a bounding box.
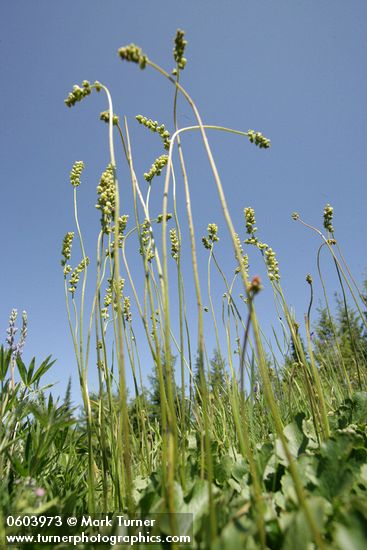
[202,223,219,250]
[118,44,147,69]
[61,232,75,266]
[144,155,169,182]
[157,213,173,224]
[100,111,120,126]
[123,296,132,322]
[247,130,271,149]
[244,207,257,235]
[95,164,116,232]
[173,29,187,73]
[136,115,171,150]
[323,203,334,233]
[70,161,84,188]
[68,257,90,295]
[140,219,155,262]
[170,228,180,261]
[265,248,280,281]
[234,233,249,275]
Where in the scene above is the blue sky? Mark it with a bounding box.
[1,1,366,402]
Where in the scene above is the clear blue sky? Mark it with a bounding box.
[1,1,366,402]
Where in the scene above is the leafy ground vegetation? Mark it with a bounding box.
[1,31,367,549]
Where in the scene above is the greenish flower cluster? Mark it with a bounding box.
[117,214,129,247]
[101,277,125,319]
[234,233,249,276]
[69,257,89,295]
[144,155,168,182]
[170,228,180,261]
[105,215,129,256]
[291,212,300,221]
[243,208,268,250]
[265,248,280,281]
[63,265,72,277]
[64,80,101,108]
[157,213,172,224]
[140,219,154,262]
[173,29,187,72]
[247,130,271,149]
[118,44,147,69]
[118,214,129,234]
[323,203,334,233]
[242,207,280,281]
[100,111,120,126]
[306,273,313,285]
[61,232,75,267]
[202,223,219,250]
[208,224,219,242]
[103,279,113,310]
[244,207,257,235]
[112,277,125,309]
[70,161,84,188]
[136,115,171,150]
[96,165,115,232]
[123,296,132,322]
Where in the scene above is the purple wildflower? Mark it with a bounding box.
[6,309,18,353]
[14,311,28,358]
[34,488,46,498]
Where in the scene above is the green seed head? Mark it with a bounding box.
[265,247,280,282]
[64,81,92,107]
[207,223,219,243]
[70,161,84,187]
[61,232,75,266]
[157,213,172,223]
[144,155,168,182]
[68,257,89,294]
[170,228,180,261]
[100,111,120,126]
[244,207,257,235]
[118,44,147,69]
[247,129,271,149]
[123,296,132,322]
[96,164,115,232]
[136,115,171,150]
[323,203,334,233]
[173,29,187,72]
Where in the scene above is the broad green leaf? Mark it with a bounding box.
[211,521,253,550]
[214,454,234,485]
[276,413,309,464]
[0,346,11,381]
[26,357,36,385]
[231,456,248,483]
[351,391,367,424]
[30,355,56,385]
[16,356,27,385]
[281,496,331,550]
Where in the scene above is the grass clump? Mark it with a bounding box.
[1,29,367,549]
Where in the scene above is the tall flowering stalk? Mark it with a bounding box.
[6,309,28,389]
[63,81,133,511]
